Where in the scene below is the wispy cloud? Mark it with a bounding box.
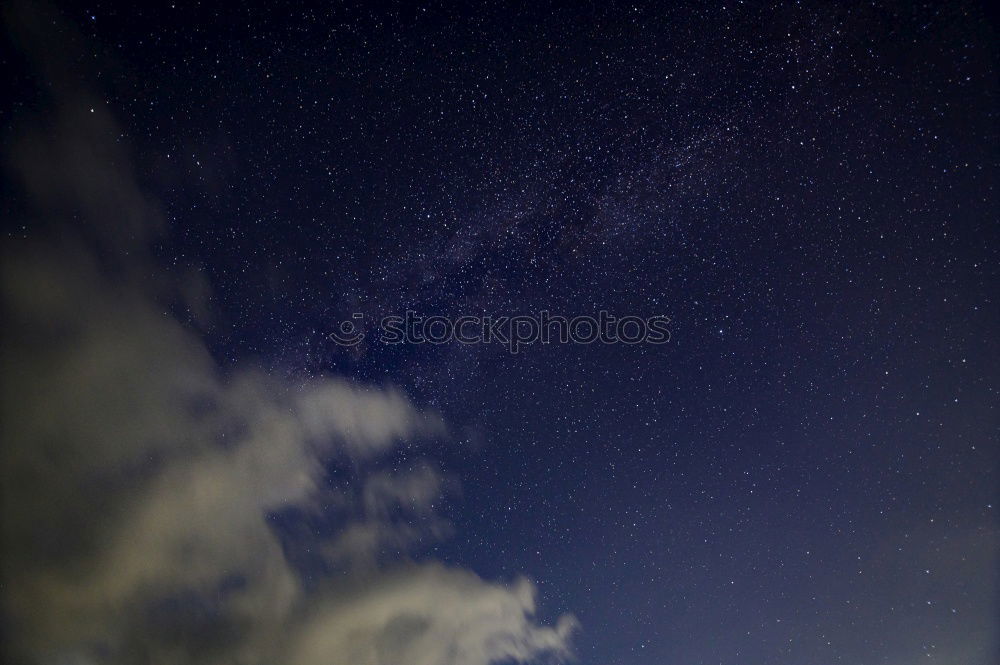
[0,3,576,663]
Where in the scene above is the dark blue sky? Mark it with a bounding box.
[2,1,997,664]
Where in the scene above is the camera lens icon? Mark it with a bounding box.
[329,314,365,346]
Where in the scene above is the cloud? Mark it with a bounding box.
[363,463,450,517]
[0,4,577,663]
[323,464,455,571]
[285,564,580,665]
[296,382,445,458]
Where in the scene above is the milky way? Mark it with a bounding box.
[1,1,996,664]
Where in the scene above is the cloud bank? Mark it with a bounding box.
[0,4,576,663]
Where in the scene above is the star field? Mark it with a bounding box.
[1,1,996,664]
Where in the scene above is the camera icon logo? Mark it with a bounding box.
[329,313,365,346]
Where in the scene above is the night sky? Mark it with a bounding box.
[1,1,997,664]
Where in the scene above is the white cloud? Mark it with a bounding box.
[0,5,577,663]
[286,564,579,665]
